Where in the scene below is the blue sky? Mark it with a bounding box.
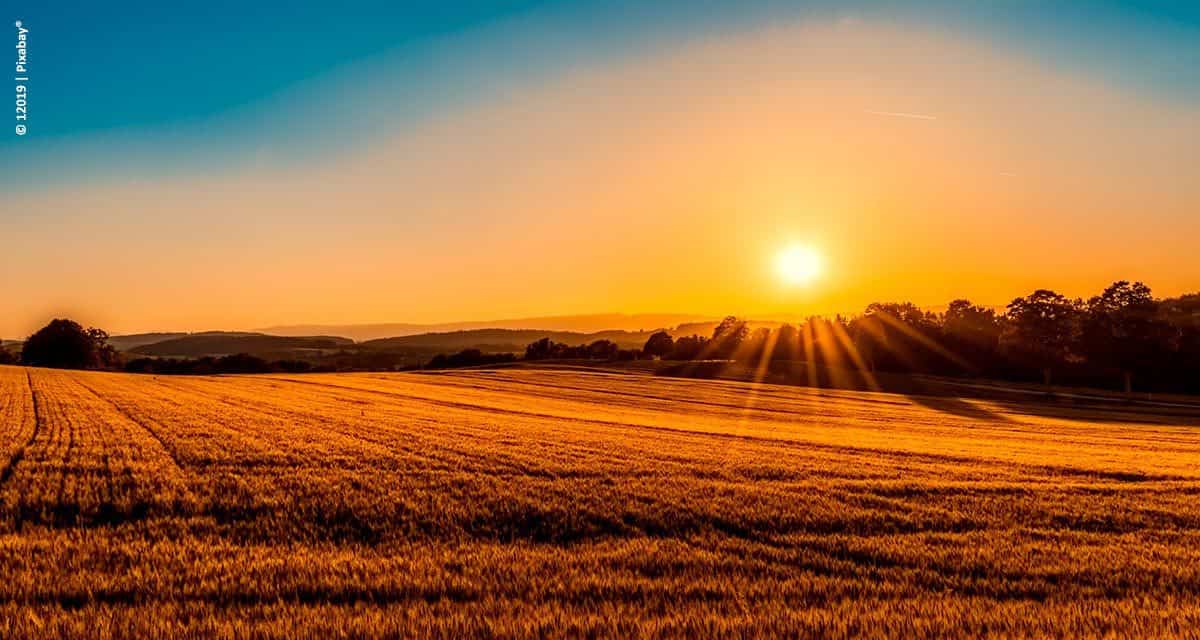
[2,1,1198,336]
[4,1,1197,189]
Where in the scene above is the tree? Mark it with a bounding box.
[642,331,674,359]
[586,340,619,360]
[941,299,1001,371]
[1080,281,1170,393]
[669,335,708,360]
[851,302,940,373]
[710,316,749,359]
[86,327,120,369]
[524,337,564,360]
[801,317,844,366]
[213,353,273,374]
[865,302,936,329]
[428,349,517,369]
[738,327,771,362]
[1003,290,1079,385]
[21,319,114,369]
[770,324,801,361]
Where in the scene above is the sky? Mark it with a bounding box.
[2,1,1198,337]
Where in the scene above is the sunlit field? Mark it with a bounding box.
[2,364,1199,638]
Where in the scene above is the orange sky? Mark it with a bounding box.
[4,19,1197,337]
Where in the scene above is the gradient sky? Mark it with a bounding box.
[2,1,1198,337]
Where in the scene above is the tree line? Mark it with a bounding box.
[424,338,641,370]
[8,281,1198,393]
[524,338,640,362]
[636,282,1200,394]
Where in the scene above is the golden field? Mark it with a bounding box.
[1,364,1199,638]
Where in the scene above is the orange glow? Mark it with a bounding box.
[3,19,1198,337]
[775,245,823,287]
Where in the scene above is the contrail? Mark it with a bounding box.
[864,109,937,120]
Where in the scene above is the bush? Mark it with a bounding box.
[427,350,517,369]
[125,354,298,375]
[274,359,313,373]
[21,319,117,369]
[642,331,674,359]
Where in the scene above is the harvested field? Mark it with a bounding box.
[1,364,1198,638]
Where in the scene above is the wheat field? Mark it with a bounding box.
[1,364,1198,638]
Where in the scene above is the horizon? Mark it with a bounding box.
[7,282,1197,342]
[4,1,1197,338]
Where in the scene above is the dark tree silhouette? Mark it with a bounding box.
[1003,290,1079,385]
[1080,281,1171,393]
[941,299,1001,371]
[771,324,801,361]
[865,302,936,328]
[586,339,619,360]
[21,319,114,369]
[642,331,674,359]
[523,338,630,362]
[739,327,771,362]
[850,303,940,373]
[669,335,708,360]
[524,337,562,360]
[800,317,844,367]
[427,349,517,369]
[213,353,273,374]
[89,328,120,369]
[496,284,1199,394]
[710,316,749,359]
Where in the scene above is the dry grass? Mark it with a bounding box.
[1,364,1198,638]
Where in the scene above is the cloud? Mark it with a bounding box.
[864,109,938,120]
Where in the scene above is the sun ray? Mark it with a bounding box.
[811,318,859,392]
[871,312,976,373]
[830,321,882,392]
[736,327,782,428]
[802,320,820,392]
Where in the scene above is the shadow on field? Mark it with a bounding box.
[902,393,1012,423]
[654,360,1200,427]
[984,398,1200,427]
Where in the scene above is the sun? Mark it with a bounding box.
[775,244,823,286]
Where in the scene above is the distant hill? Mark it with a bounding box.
[111,310,937,362]
[259,313,713,342]
[106,332,190,351]
[108,331,275,352]
[98,315,861,361]
[129,333,353,358]
[361,328,658,354]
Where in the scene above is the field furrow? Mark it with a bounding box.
[0,370,194,528]
[1,364,1199,638]
[0,369,38,490]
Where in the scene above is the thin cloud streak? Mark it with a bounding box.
[864,109,938,120]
